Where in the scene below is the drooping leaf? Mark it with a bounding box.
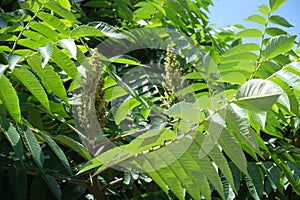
[209,121,249,176]
[269,15,293,27]
[226,104,260,154]
[269,0,287,12]
[59,38,77,59]
[55,135,93,160]
[30,175,47,200]
[42,174,62,200]
[0,116,23,160]
[0,75,21,122]
[18,124,44,168]
[247,162,264,199]
[37,43,53,68]
[235,79,282,112]
[13,67,50,110]
[40,133,73,175]
[8,168,27,200]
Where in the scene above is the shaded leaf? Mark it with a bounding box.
[40,133,73,175]
[18,124,44,168]
[269,15,293,27]
[55,135,93,160]
[8,168,27,200]
[0,116,23,160]
[269,0,287,12]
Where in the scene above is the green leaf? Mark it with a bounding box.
[59,38,77,59]
[220,52,258,63]
[245,14,266,25]
[0,75,21,122]
[58,0,71,11]
[8,168,27,200]
[269,0,287,12]
[55,135,93,160]
[236,79,282,112]
[265,35,296,59]
[42,174,62,200]
[223,43,260,57]
[208,121,249,176]
[0,116,23,160]
[18,124,44,168]
[270,76,299,117]
[37,43,53,68]
[70,26,105,40]
[19,1,40,12]
[114,98,141,125]
[226,104,260,154]
[27,56,68,102]
[275,70,300,90]
[266,27,287,36]
[235,29,263,38]
[30,22,58,41]
[8,54,22,70]
[30,175,47,200]
[247,162,264,199]
[52,47,78,79]
[0,64,8,78]
[13,67,50,110]
[37,12,70,36]
[166,102,201,123]
[45,1,79,23]
[258,4,270,15]
[269,15,293,27]
[40,133,73,175]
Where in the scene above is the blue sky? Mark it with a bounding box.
[209,0,300,38]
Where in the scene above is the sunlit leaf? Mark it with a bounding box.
[236,79,282,112]
[269,0,287,12]
[37,43,53,68]
[13,67,50,110]
[59,38,77,59]
[0,75,21,122]
[245,14,266,25]
[235,29,263,38]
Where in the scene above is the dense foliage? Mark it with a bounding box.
[0,0,300,199]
